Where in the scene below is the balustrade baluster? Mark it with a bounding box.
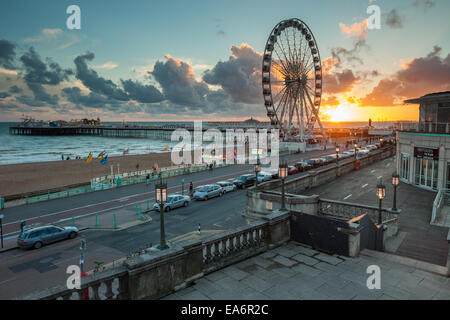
[91,283,101,300]
[104,279,114,300]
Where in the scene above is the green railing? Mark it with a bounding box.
[25,162,233,204]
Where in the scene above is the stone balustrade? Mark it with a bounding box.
[19,210,290,300]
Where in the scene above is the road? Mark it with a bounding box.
[0,147,347,299]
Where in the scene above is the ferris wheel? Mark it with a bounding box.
[262,18,326,142]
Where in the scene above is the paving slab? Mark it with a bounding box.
[271,255,297,267]
[222,266,250,281]
[291,254,320,266]
[315,253,344,265]
[291,264,322,277]
[240,274,274,293]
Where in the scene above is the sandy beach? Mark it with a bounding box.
[0,152,176,200]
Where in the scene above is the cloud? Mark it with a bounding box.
[121,79,164,103]
[339,19,368,39]
[0,40,17,70]
[331,39,368,68]
[413,0,435,11]
[151,54,209,107]
[19,47,73,105]
[9,85,22,94]
[74,52,129,101]
[361,46,450,106]
[386,9,403,29]
[323,68,360,94]
[24,28,63,43]
[203,43,262,104]
[61,86,122,110]
[93,61,119,70]
[0,91,11,99]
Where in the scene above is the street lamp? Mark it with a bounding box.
[376,179,386,225]
[392,172,399,211]
[254,158,261,187]
[336,146,340,164]
[354,143,358,160]
[155,177,168,250]
[278,162,288,211]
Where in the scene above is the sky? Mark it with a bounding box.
[0,0,449,122]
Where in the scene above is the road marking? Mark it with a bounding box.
[377,176,383,179]
[343,194,352,200]
[386,163,391,167]
[3,168,252,232]
[371,170,376,173]
[362,183,368,188]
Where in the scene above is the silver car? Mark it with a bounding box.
[216,181,237,193]
[17,225,78,249]
[193,184,223,200]
[153,194,191,212]
[257,172,273,182]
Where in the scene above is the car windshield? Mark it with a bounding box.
[198,186,209,192]
[167,196,175,202]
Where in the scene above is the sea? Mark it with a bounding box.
[0,121,396,165]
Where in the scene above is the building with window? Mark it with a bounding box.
[397,91,450,191]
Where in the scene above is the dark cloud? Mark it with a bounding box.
[323,68,360,94]
[386,9,403,29]
[361,46,450,106]
[16,95,47,107]
[0,92,11,99]
[9,85,22,94]
[120,79,164,103]
[62,86,121,109]
[74,52,129,101]
[331,39,368,68]
[74,52,164,105]
[151,55,209,107]
[203,44,262,104]
[0,40,16,70]
[19,47,72,105]
[413,0,435,11]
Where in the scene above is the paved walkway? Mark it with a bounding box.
[303,156,449,266]
[163,242,450,300]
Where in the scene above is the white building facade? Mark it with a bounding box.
[397,92,450,191]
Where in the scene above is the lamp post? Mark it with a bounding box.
[391,172,399,211]
[354,143,358,160]
[278,162,288,211]
[155,176,168,250]
[336,146,340,164]
[254,158,261,188]
[376,180,386,225]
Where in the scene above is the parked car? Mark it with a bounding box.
[307,159,321,168]
[233,174,257,189]
[153,194,191,212]
[366,144,378,151]
[17,225,78,249]
[257,172,273,182]
[295,161,312,172]
[288,165,298,175]
[193,184,223,200]
[318,157,329,165]
[323,155,336,164]
[216,181,237,193]
[356,150,369,159]
[268,169,279,179]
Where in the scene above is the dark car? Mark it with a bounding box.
[306,159,321,168]
[17,225,78,249]
[295,161,313,172]
[323,155,336,164]
[233,174,256,189]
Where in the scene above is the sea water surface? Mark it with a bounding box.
[0,121,393,165]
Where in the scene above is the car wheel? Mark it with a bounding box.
[219,192,223,197]
[205,196,208,201]
[184,201,188,207]
[165,206,171,212]
[34,241,43,249]
[68,232,77,239]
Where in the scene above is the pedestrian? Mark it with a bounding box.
[146,174,150,186]
[189,182,193,197]
[61,154,64,160]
